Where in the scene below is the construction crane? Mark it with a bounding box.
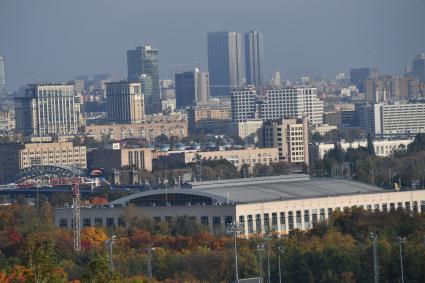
[71,181,81,251]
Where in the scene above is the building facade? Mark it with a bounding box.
[259,88,324,125]
[227,120,263,140]
[85,120,187,143]
[127,45,161,114]
[207,31,244,97]
[245,31,264,89]
[14,84,80,137]
[259,118,309,164]
[230,86,257,122]
[167,147,279,172]
[187,104,231,134]
[55,175,425,237]
[413,54,425,83]
[106,81,144,124]
[89,145,152,173]
[365,75,420,102]
[175,68,209,109]
[350,68,379,93]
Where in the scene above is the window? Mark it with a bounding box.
[248,215,254,234]
[405,202,411,211]
[374,204,380,212]
[382,204,388,212]
[201,216,209,226]
[413,201,418,212]
[312,209,318,223]
[106,218,114,227]
[83,218,91,227]
[225,216,233,227]
[390,203,396,211]
[320,209,325,221]
[263,213,270,233]
[288,211,294,231]
[271,213,278,232]
[239,215,245,235]
[165,216,173,223]
[59,218,68,229]
[255,214,262,233]
[213,216,221,226]
[118,217,125,227]
[327,208,333,218]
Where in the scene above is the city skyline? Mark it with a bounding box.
[1,0,424,91]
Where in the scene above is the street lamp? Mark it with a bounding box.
[256,242,265,283]
[278,246,285,283]
[369,232,379,283]
[105,235,117,271]
[398,236,407,283]
[146,245,156,279]
[226,221,240,283]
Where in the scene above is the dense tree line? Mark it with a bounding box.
[2,203,425,282]
[314,134,425,189]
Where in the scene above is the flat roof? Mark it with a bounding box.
[186,175,384,203]
[110,175,386,206]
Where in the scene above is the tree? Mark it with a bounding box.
[366,134,375,156]
[81,253,120,283]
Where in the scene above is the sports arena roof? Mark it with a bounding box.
[110,174,386,206]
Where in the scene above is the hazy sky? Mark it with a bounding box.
[1,0,424,91]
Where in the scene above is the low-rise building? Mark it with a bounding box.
[227,120,263,140]
[88,144,152,173]
[187,104,231,134]
[0,141,87,184]
[55,175,425,237]
[167,147,279,171]
[309,138,413,164]
[311,124,338,136]
[85,120,187,142]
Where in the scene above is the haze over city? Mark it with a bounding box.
[1,0,425,90]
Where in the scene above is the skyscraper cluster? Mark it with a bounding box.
[207,31,264,97]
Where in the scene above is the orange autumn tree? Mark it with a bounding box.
[81,226,108,247]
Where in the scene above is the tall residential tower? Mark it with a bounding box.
[15,84,80,137]
[245,31,264,89]
[207,31,244,97]
[106,81,144,124]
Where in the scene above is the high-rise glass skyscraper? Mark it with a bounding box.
[245,31,264,89]
[0,56,6,96]
[127,45,161,114]
[175,68,209,109]
[413,54,425,83]
[207,31,244,97]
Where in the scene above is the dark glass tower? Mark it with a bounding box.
[245,31,264,89]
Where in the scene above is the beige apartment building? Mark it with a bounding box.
[168,147,279,171]
[187,104,231,134]
[259,117,309,165]
[85,120,187,143]
[106,81,145,124]
[0,141,87,184]
[89,145,152,173]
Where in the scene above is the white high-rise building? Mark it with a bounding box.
[259,88,324,125]
[230,86,257,122]
[15,84,80,137]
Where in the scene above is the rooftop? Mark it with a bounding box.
[109,175,387,206]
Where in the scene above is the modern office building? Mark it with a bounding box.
[245,31,264,89]
[350,68,379,93]
[175,68,209,109]
[106,81,144,124]
[259,117,309,165]
[230,86,257,122]
[207,31,244,97]
[14,84,80,137]
[413,54,425,83]
[259,88,324,125]
[127,45,161,113]
[55,174,425,236]
[0,56,5,96]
